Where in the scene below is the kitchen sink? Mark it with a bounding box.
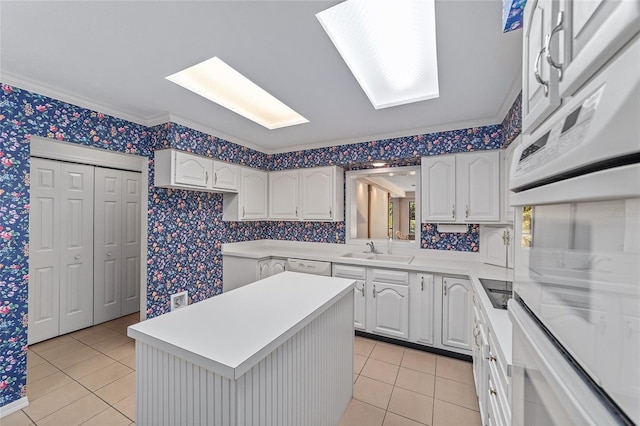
[479,278,513,310]
[340,252,414,263]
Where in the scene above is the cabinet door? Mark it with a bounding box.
[270,258,287,275]
[353,280,367,331]
[371,282,409,339]
[415,274,435,345]
[301,167,334,220]
[442,277,472,351]
[174,151,212,188]
[269,170,299,220]
[212,160,237,191]
[522,0,561,133]
[421,155,456,222]
[241,169,268,220]
[481,226,508,267]
[257,259,271,280]
[457,152,500,222]
[560,0,640,97]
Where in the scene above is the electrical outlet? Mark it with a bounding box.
[170,291,188,311]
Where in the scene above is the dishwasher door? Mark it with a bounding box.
[287,258,332,276]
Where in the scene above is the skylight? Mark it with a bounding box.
[166,57,308,130]
[317,0,439,109]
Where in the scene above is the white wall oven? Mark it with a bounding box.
[508,33,640,425]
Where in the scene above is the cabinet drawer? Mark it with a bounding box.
[371,269,409,284]
[488,353,510,423]
[488,372,508,426]
[333,264,367,280]
[488,329,509,385]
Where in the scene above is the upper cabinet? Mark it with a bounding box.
[223,167,268,221]
[522,0,562,134]
[154,149,238,193]
[269,170,300,220]
[422,151,500,224]
[300,166,344,221]
[522,0,640,134]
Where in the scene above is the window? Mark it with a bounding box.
[409,201,416,235]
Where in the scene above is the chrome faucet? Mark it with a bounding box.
[366,241,377,253]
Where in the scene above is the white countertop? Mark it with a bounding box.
[128,271,355,380]
[222,239,514,366]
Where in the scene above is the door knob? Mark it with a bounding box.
[106,252,112,257]
[74,255,80,260]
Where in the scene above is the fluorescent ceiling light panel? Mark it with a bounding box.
[317,0,439,109]
[166,57,308,130]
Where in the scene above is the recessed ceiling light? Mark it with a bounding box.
[317,0,439,109]
[166,57,309,130]
[372,162,386,167]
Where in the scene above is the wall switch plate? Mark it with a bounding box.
[170,291,188,311]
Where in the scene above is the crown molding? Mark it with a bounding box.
[0,71,149,126]
[264,116,503,155]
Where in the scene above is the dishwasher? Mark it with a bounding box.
[286,258,332,276]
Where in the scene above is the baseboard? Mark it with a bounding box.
[355,331,473,362]
[0,397,29,418]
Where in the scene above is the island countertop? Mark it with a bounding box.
[128,271,355,380]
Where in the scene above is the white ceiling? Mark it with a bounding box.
[0,1,522,154]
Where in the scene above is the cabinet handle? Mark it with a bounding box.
[451,204,455,219]
[74,254,81,260]
[106,252,112,257]
[214,172,218,185]
[444,282,448,296]
[242,207,245,218]
[421,276,424,291]
[361,283,365,297]
[295,207,298,217]
[489,388,497,396]
[546,11,564,81]
[487,353,497,362]
[373,284,376,298]
[205,171,209,184]
[465,205,469,219]
[534,42,549,97]
[329,207,332,217]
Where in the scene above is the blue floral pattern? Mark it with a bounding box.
[502,0,527,32]
[502,92,522,147]
[0,80,509,409]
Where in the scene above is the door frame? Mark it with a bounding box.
[30,136,149,321]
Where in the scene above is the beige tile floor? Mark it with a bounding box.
[2,313,139,426]
[3,317,479,426]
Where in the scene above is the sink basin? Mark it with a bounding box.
[340,252,414,263]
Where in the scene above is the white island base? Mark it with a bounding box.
[128,272,355,426]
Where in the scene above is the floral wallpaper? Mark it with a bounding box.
[502,92,522,147]
[421,224,480,252]
[502,0,527,32]
[0,80,508,409]
[0,84,148,407]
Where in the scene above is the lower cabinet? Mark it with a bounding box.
[441,276,473,352]
[410,273,435,345]
[222,256,288,292]
[333,264,368,331]
[371,281,409,340]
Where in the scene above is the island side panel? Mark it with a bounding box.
[134,289,353,425]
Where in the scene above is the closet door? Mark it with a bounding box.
[58,163,94,334]
[94,168,123,324]
[121,171,141,316]
[29,159,62,344]
[29,159,94,344]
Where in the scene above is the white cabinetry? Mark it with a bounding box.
[522,0,562,134]
[369,269,409,340]
[333,264,368,331]
[300,166,344,221]
[422,152,500,223]
[270,258,287,275]
[223,167,268,221]
[502,138,520,223]
[154,149,238,192]
[441,276,472,352]
[480,226,514,269]
[522,0,640,133]
[410,273,435,345]
[269,169,300,220]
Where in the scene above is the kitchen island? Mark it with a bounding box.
[128,271,356,426]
